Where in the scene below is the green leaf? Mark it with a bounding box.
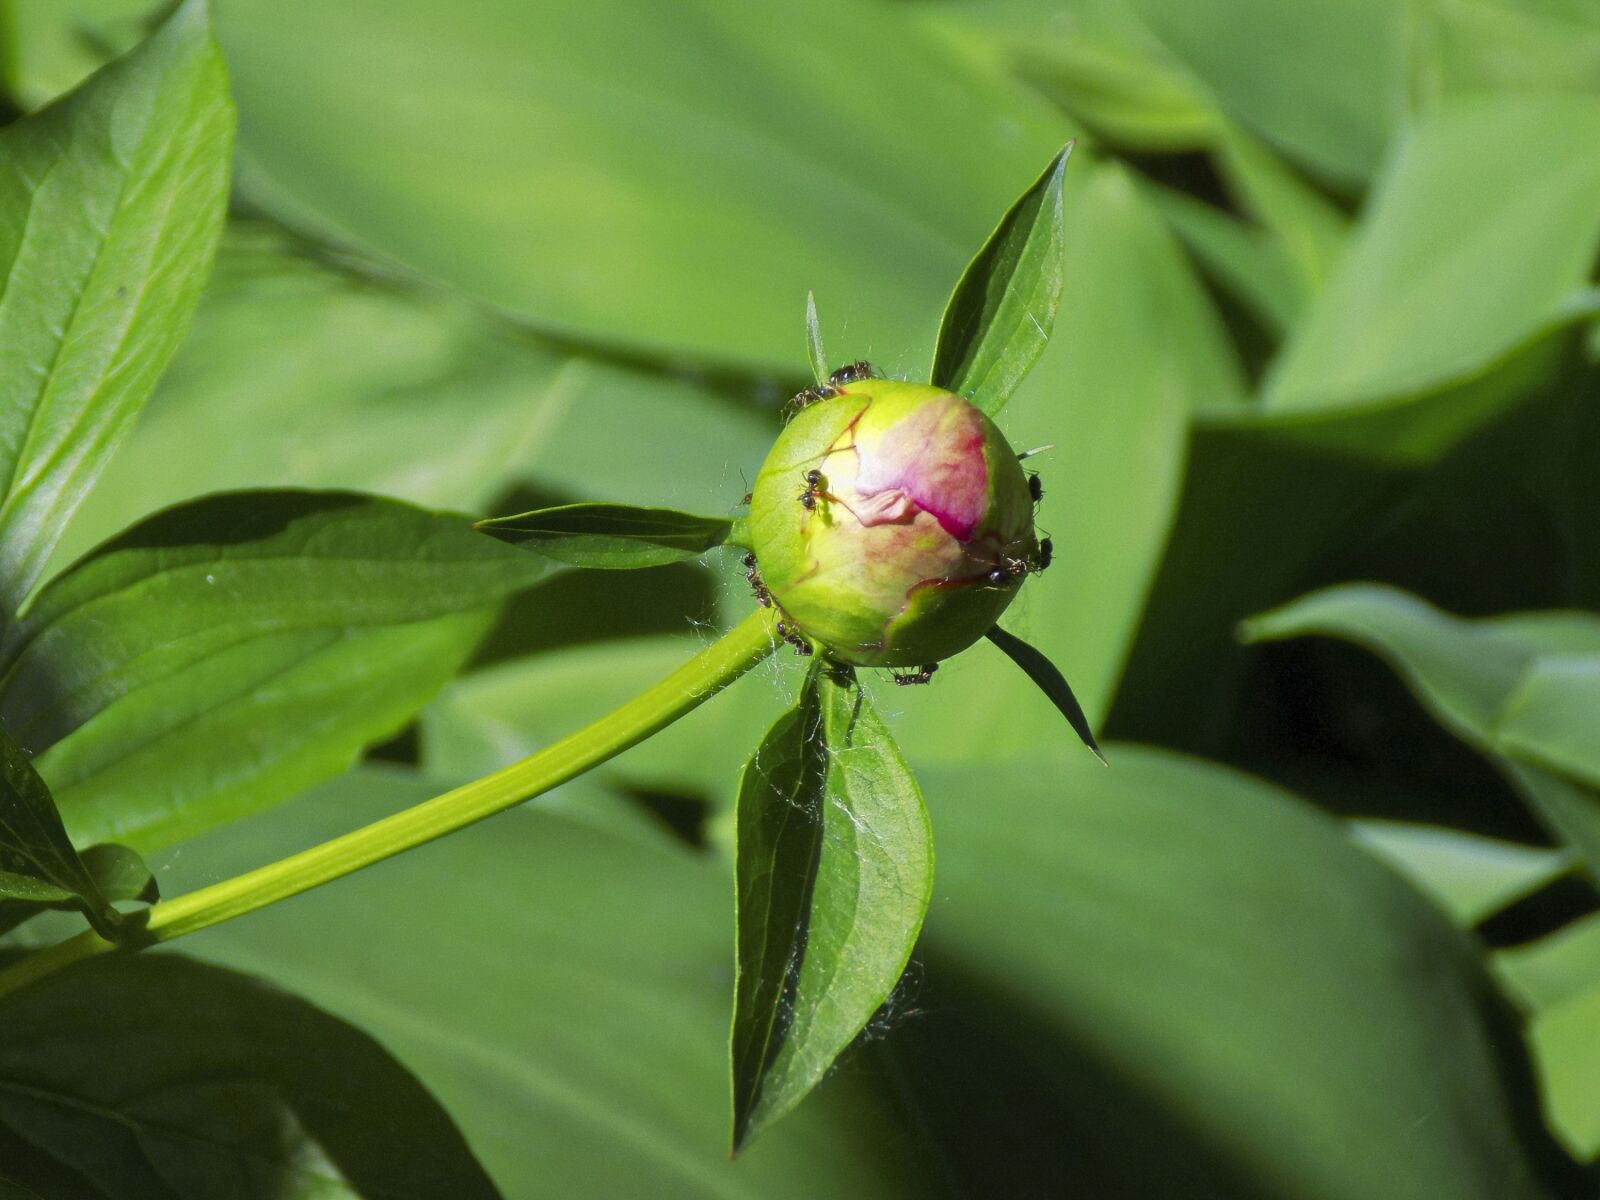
[1524,983,1600,1159]
[921,0,1217,151]
[203,0,1066,372]
[1264,93,1600,413]
[890,163,1238,767]
[1349,820,1571,927]
[0,724,137,940]
[1124,0,1410,185]
[53,226,779,570]
[1497,910,1600,1015]
[985,624,1105,763]
[0,490,550,851]
[0,953,501,1199]
[1243,584,1600,879]
[0,0,234,613]
[475,503,733,569]
[0,840,158,940]
[161,766,941,1197]
[916,744,1580,1198]
[1143,181,1303,335]
[930,143,1072,416]
[804,291,827,387]
[732,670,933,1149]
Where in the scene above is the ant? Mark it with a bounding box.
[891,663,939,686]
[742,552,771,607]
[1028,472,1043,504]
[774,619,813,656]
[987,557,1030,586]
[799,468,824,511]
[1037,537,1053,571]
[828,360,877,387]
[787,382,839,418]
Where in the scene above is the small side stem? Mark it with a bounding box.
[0,608,781,1000]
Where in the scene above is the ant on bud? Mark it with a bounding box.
[890,663,939,686]
[743,552,772,607]
[787,383,839,418]
[1028,472,1043,504]
[1037,537,1053,571]
[828,360,877,387]
[986,558,1030,586]
[774,619,813,656]
[799,468,824,511]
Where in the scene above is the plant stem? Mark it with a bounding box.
[0,608,781,1000]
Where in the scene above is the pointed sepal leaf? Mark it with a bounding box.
[475,502,733,568]
[804,291,828,386]
[730,666,934,1151]
[0,725,150,940]
[930,143,1074,416]
[987,624,1107,763]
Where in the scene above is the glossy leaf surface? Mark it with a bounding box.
[0,0,233,611]
[732,671,933,1148]
[476,503,733,569]
[0,491,550,850]
[931,144,1072,416]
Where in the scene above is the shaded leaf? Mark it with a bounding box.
[0,953,501,1199]
[985,624,1105,762]
[1243,584,1600,880]
[915,744,1581,1198]
[164,767,938,1197]
[931,144,1072,416]
[732,670,933,1149]
[475,503,732,569]
[0,490,550,851]
[0,840,158,940]
[0,0,234,612]
[0,724,131,939]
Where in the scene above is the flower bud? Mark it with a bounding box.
[746,379,1039,668]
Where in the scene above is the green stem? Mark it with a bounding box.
[0,608,780,1000]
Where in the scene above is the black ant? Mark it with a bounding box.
[1028,472,1043,504]
[1037,537,1053,571]
[891,663,938,686]
[799,468,824,511]
[787,382,839,418]
[987,558,1030,586]
[774,619,813,656]
[742,552,771,607]
[828,360,876,387]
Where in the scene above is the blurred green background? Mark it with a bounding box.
[3,0,1599,1196]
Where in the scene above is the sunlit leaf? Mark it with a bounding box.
[0,0,234,612]
[931,144,1072,416]
[0,491,550,851]
[732,670,933,1149]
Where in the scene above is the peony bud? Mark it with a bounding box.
[745,377,1040,668]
